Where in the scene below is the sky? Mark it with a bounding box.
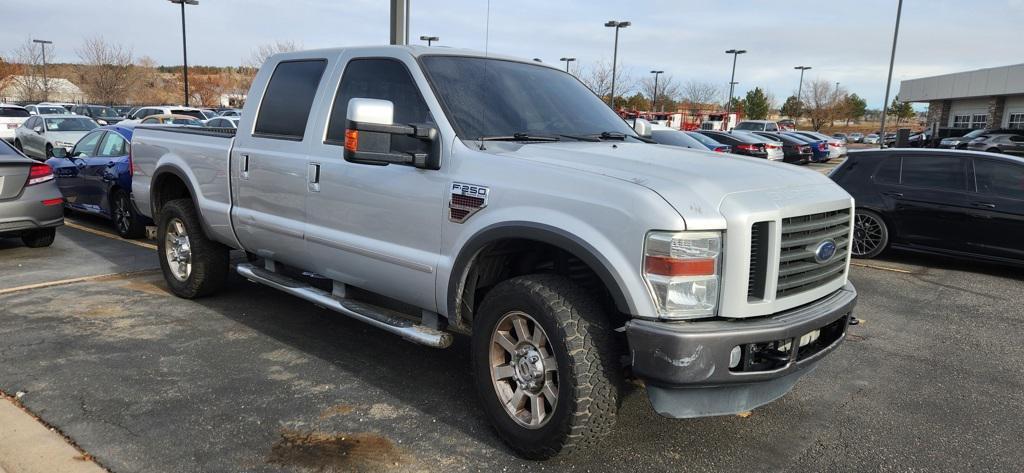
[3,0,1021,109]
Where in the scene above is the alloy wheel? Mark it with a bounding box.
[853,212,884,256]
[164,217,192,282]
[489,311,558,429]
[114,194,131,235]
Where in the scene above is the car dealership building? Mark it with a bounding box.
[898,63,1024,132]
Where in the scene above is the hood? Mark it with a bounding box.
[486,141,842,229]
[46,130,90,145]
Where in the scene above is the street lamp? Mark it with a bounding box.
[32,39,52,102]
[724,49,747,124]
[604,20,631,109]
[419,35,439,47]
[650,70,664,112]
[793,66,811,119]
[559,57,576,74]
[169,0,198,106]
[879,0,904,148]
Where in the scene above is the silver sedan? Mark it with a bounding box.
[0,139,64,247]
[14,114,98,160]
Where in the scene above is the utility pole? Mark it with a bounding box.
[879,0,903,148]
[169,0,198,106]
[32,39,52,102]
[390,0,408,45]
[604,20,630,109]
[724,49,747,125]
[650,70,664,112]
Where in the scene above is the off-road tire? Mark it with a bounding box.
[157,199,229,298]
[471,274,621,460]
[112,190,146,239]
[21,228,56,248]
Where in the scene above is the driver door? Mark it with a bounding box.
[60,130,105,210]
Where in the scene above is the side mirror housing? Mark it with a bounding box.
[33,126,43,134]
[342,98,440,170]
[632,118,653,138]
[51,147,69,159]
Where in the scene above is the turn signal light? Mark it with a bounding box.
[644,256,716,276]
[344,129,359,152]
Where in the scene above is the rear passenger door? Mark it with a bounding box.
[969,158,1024,260]
[885,155,973,253]
[230,58,329,266]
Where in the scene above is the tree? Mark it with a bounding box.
[579,59,633,106]
[803,78,843,131]
[743,87,771,120]
[680,80,721,107]
[75,36,136,104]
[888,97,915,126]
[622,92,649,111]
[9,39,50,102]
[728,96,745,117]
[244,40,301,70]
[842,93,867,125]
[639,74,680,112]
[780,95,802,118]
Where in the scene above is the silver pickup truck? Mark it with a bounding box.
[132,45,857,459]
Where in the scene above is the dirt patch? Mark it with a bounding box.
[268,429,407,472]
[319,404,355,420]
[367,403,401,420]
[119,279,171,297]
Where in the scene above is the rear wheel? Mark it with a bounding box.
[157,199,229,298]
[45,144,53,158]
[852,209,889,258]
[471,274,620,460]
[21,228,56,248]
[111,190,145,239]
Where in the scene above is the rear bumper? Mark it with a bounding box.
[0,185,65,236]
[626,281,856,418]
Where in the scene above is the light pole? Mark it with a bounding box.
[794,66,811,119]
[419,35,439,47]
[724,49,747,122]
[32,39,52,102]
[169,0,198,106]
[604,20,630,109]
[559,57,576,74]
[650,70,664,112]
[879,0,903,148]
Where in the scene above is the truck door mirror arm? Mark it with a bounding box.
[341,98,441,170]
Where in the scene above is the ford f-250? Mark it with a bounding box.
[131,45,857,459]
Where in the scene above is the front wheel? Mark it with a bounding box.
[112,190,146,239]
[852,209,889,258]
[471,275,620,460]
[157,199,229,298]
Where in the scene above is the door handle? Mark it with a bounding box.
[106,161,115,167]
[972,201,996,209]
[240,154,249,180]
[308,162,321,193]
[883,191,903,198]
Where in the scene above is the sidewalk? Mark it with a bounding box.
[0,398,106,473]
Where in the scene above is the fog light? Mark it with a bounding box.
[799,330,820,347]
[729,346,742,368]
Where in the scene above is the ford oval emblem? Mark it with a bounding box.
[814,239,838,263]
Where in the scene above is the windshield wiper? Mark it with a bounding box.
[479,133,560,142]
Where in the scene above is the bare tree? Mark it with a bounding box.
[75,36,136,104]
[244,40,301,70]
[680,80,721,107]
[803,78,842,131]
[9,39,50,102]
[639,74,680,112]
[579,59,633,104]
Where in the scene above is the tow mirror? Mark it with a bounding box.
[342,98,440,170]
[632,118,653,138]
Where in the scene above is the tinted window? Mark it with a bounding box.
[170,109,205,120]
[975,159,1024,200]
[685,131,722,148]
[420,56,636,141]
[650,130,702,148]
[73,131,105,157]
[97,132,127,157]
[0,107,30,118]
[326,58,433,147]
[766,123,778,131]
[254,59,327,139]
[900,156,966,190]
[873,157,900,184]
[734,122,762,131]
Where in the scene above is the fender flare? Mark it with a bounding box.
[150,165,216,237]
[447,222,636,323]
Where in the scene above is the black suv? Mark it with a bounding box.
[71,105,123,126]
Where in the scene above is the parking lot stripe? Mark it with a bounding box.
[64,221,158,251]
[850,262,913,274]
[0,270,156,296]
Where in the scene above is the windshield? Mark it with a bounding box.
[963,129,986,139]
[45,117,98,131]
[420,56,637,141]
[89,106,118,118]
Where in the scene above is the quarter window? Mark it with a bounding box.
[899,156,966,191]
[254,59,327,140]
[873,157,901,184]
[975,159,1024,200]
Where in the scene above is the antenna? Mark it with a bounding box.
[478,0,491,150]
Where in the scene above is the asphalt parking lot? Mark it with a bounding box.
[2,180,1022,472]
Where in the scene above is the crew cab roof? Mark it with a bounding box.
[265,45,561,70]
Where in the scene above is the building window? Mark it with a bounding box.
[952,114,971,129]
[1009,113,1024,129]
[971,114,988,129]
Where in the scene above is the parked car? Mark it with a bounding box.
[751,131,813,164]
[733,120,782,132]
[132,45,858,460]
[966,131,1024,156]
[0,138,63,247]
[684,131,731,153]
[217,108,242,117]
[777,118,796,131]
[139,114,205,126]
[848,132,864,143]
[198,109,220,120]
[24,104,71,116]
[864,133,880,144]
[37,102,76,112]
[14,115,98,160]
[1,104,31,143]
[204,116,239,128]
[112,106,133,117]
[781,132,830,163]
[832,133,848,143]
[46,124,151,238]
[71,104,124,126]
[697,130,784,160]
[939,128,1013,150]
[127,106,206,122]
[830,149,1024,265]
[647,124,715,150]
[792,131,847,160]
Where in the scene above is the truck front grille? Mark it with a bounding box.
[776,209,851,298]
[747,221,769,300]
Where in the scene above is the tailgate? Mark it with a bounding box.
[0,162,29,200]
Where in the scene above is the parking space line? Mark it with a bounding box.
[64,221,158,251]
[0,269,157,296]
[850,262,913,274]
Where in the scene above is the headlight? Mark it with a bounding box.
[643,231,721,320]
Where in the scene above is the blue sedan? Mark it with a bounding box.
[45,124,151,238]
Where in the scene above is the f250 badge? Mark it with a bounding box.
[449,182,490,223]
